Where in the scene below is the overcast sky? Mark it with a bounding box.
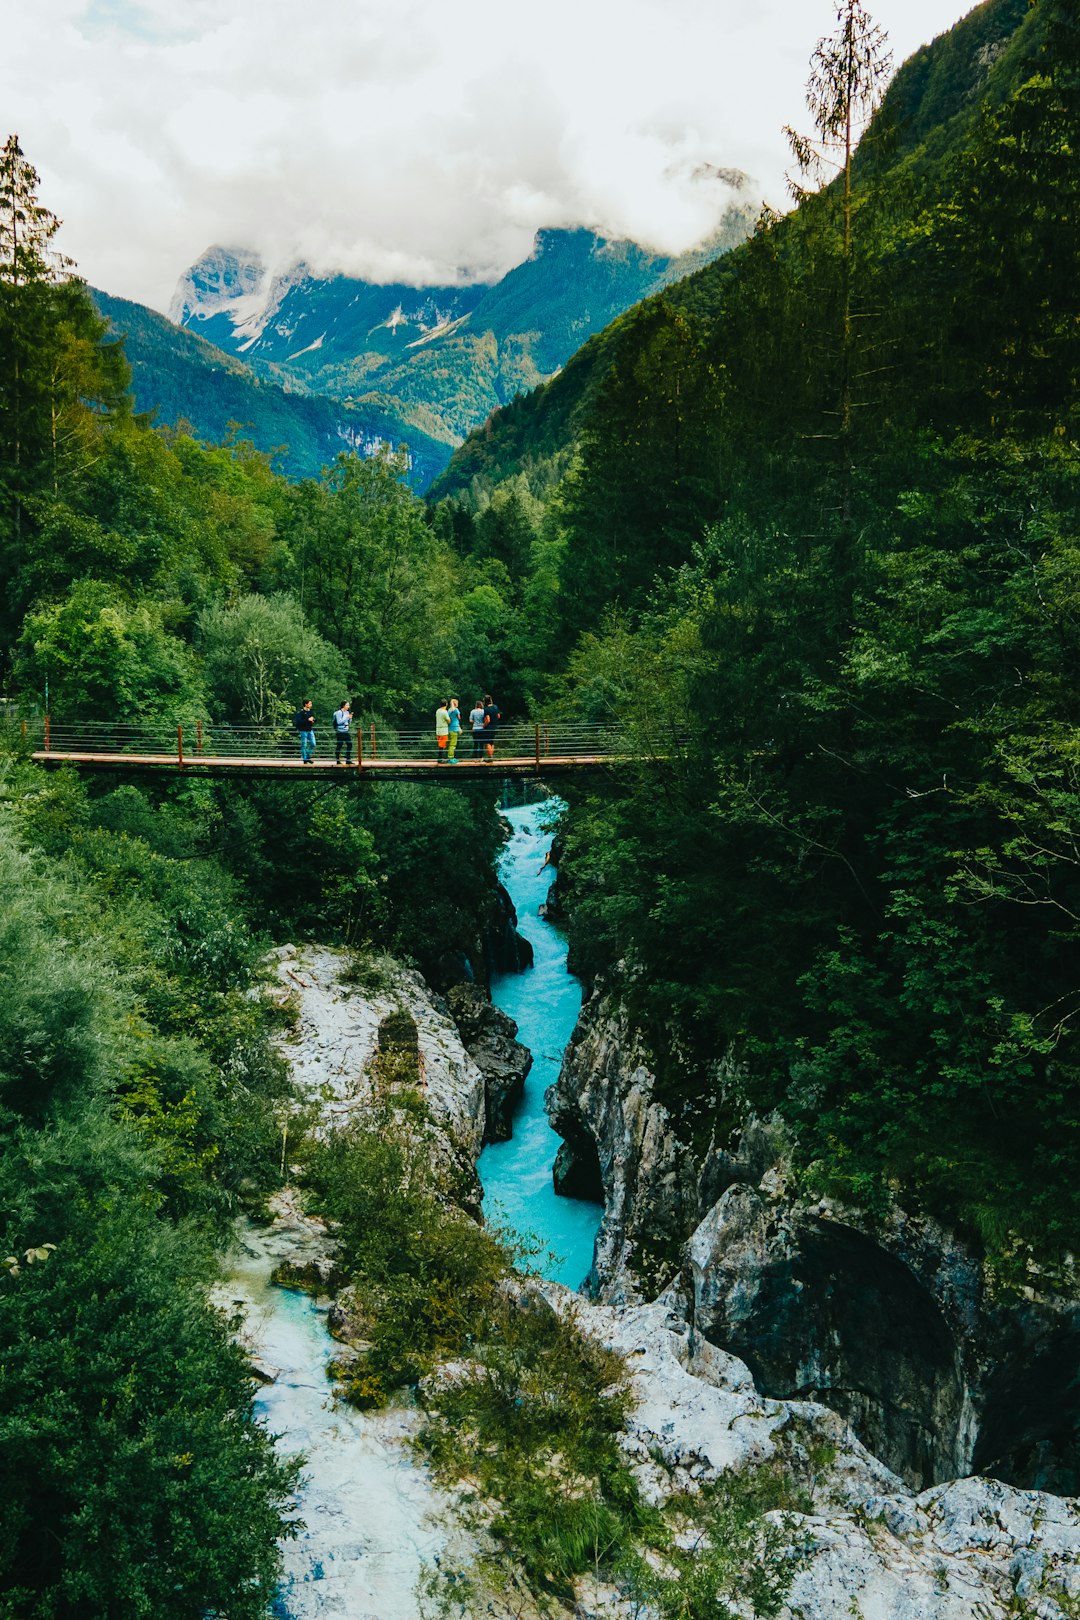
[9,0,975,312]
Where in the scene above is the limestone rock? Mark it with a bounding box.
[684,1182,1080,1494]
[546,980,699,1303]
[269,944,487,1182]
[445,982,532,1143]
[547,973,1080,1495]
[541,1288,1080,1620]
[485,880,534,975]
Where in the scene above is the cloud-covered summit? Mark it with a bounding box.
[9,0,972,310]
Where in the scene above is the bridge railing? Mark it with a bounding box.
[28,718,646,765]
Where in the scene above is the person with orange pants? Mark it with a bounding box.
[435,700,450,763]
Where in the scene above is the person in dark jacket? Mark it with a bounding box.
[294,698,316,763]
[482,693,501,761]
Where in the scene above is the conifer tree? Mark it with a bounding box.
[0,134,72,499]
[785,1,892,581]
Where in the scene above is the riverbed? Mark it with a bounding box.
[219,802,600,1617]
[477,800,602,1289]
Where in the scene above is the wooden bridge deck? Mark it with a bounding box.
[31,749,614,780]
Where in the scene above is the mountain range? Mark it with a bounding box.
[91,207,755,490]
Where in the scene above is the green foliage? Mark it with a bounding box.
[0,780,300,1616]
[618,1472,807,1620]
[421,1296,645,1596]
[0,1111,296,1620]
[275,449,457,711]
[308,1105,656,1603]
[197,591,352,725]
[16,579,206,722]
[308,1111,508,1396]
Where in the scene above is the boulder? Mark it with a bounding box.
[445,982,532,1143]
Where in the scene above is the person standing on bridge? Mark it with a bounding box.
[294,698,316,763]
[447,698,462,763]
[469,698,486,759]
[482,693,501,762]
[332,699,353,765]
[435,700,450,764]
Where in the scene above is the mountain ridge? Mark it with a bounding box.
[170,213,757,459]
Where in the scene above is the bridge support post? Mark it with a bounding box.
[44,715,50,754]
[177,725,184,767]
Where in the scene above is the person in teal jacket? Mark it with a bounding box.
[447,697,462,762]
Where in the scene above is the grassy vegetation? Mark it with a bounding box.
[304,1102,807,1615]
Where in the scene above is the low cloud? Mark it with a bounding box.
[9,0,971,309]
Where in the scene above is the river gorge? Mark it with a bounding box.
[219,798,1080,1620]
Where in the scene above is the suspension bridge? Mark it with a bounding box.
[23,718,639,780]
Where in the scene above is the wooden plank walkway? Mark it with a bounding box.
[31,749,615,780]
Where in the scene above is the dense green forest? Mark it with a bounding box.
[0,132,514,1615]
[434,0,1080,1275]
[1,0,1078,1607]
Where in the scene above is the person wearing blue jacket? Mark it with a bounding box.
[332,700,353,765]
[447,698,462,762]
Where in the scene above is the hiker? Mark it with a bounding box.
[332,699,353,765]
[435,699,450,763]
[447,697,462,762]
[469,697,486,759]
[294,698,316,763]
[482,692,501,761]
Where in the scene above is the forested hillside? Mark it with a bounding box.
[432,0,1080,1275]
[91,288,453,487]
[432,0,1039,506]
[172,216,756,470]
[0,131,516,1614]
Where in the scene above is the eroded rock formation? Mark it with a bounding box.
[444,982,532,1143]
[548,975,1080,1495]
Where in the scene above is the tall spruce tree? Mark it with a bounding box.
[0,134,71,505]
[785,0,892,605]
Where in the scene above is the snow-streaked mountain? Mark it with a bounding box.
[170,208,757,461]
[170,249,486,371]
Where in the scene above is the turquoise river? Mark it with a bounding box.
[477,799,602,1288]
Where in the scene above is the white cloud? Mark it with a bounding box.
[10,0,975,310]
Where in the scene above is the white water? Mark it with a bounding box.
[220,1216,460,1620]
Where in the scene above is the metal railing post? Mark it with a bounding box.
[535,724,540,769]
[371,723,377,760]
[44,715,51,753]
[357,731,363,769]
[177,725,184,766]
[196,721,203,755]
